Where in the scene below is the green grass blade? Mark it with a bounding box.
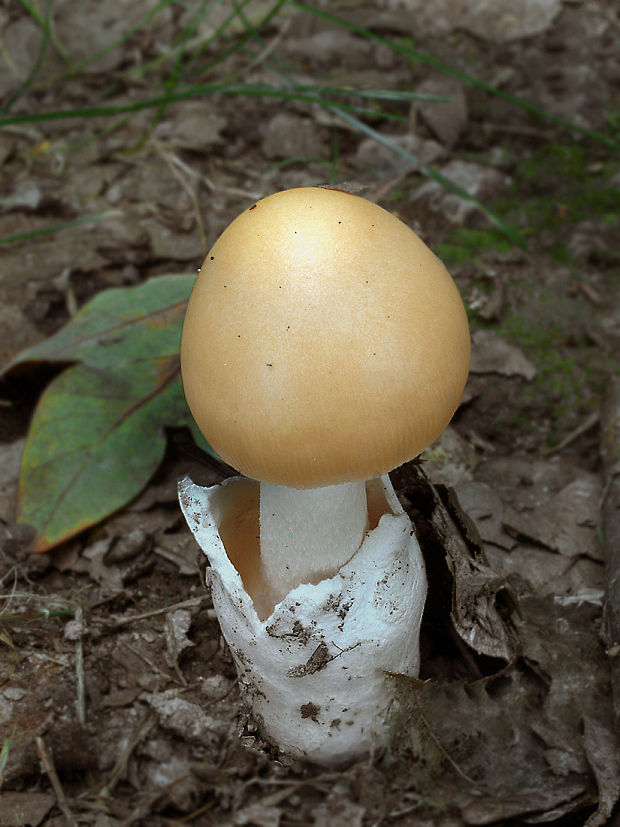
[57,0,177,81]
[163,0,211,89]
[0,610,75,622]
[138,0,246,81]
[124,0,282,141]
[125,0,221,82]
[0,725,15,782]
[181,0,287,80]
[143,0,214,142]
[1,0,52,115]
[292,1,620,151]
[0,210,121,246]
[0,91,204,127]
[333,106,526,247]
[17,0,68,62]
[17,0,45,26]
[261,156,332,174]
[284,84,447,103]
[339,89,448,103]
[0,81,411,128]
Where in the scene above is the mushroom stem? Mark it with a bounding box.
[259,480,368,608]
[179,474,426,765]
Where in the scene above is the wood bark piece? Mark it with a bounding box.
[392,461,519,664]
[599,376,620,728]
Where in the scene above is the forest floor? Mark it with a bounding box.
[0,1,619,825]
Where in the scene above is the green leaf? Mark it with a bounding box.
[18,359,182,551]
[8,274,219,552]
[9,273,196,369]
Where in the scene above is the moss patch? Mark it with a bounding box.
[436,143,620,268]
[494,304,614,446]
[435,227,514,266]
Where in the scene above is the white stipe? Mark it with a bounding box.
[259,480,368,608]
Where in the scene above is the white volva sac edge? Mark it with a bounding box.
[178,474,427,766]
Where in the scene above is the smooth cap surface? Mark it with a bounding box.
[181,187,470,487]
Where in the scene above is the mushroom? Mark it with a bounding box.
[179,186,470,764]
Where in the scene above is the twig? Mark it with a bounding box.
[541,410,600,455]
[121,639,182,686]
[386,673,476,785]
[0,626,19,673]
[120,771,206,826]
[242,15,292,76]
[105,595,215,629]
[165,612,188,686]
[161,152,263,201]
[0,590,74,613]
[74,606,86,726]
[0,575,19,611]
[201,677,239,708]
[176,799,216,822]
[35,736,77,827]
[84,711,155,799]
[201,177,264,201]
[366,163,420,204]
[478,120,555,139]
[150,139,208,253]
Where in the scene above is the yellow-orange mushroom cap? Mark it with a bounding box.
[181,187,470,488]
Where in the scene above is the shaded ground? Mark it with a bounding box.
[0,1,619,825]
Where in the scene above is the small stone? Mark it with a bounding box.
[64,617,84,641]
[260,113,327,160]
[416,75,468,147]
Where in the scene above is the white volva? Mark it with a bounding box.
[179,474,427,766]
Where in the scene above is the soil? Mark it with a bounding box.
[0,1,619,825]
